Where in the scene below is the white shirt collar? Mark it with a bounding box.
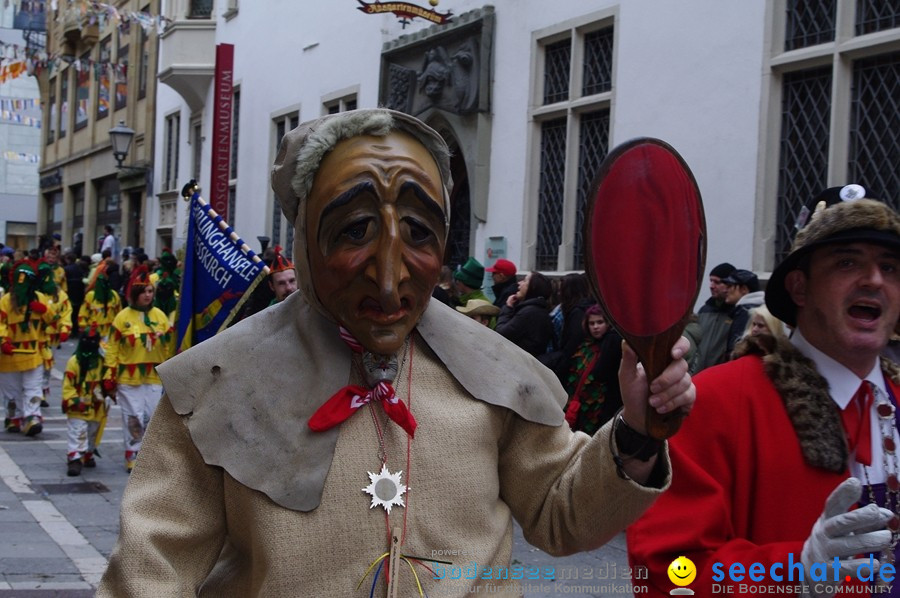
[790,329,888,409]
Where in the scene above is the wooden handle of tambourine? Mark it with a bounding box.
[637,330,687,440]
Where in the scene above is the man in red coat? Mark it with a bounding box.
[628,185,900,598]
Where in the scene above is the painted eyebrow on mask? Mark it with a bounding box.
[319,182,375,225]
[399,181,446,223]
[318,180,445,227]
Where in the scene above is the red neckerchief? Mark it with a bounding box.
[307,327,417,437]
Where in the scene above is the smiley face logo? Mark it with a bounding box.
[668,556,697,587]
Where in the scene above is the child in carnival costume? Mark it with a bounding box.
[78,260,122,341]
[43,244,67,294]
[563,305,624,435]
[38,260,72,406]
[62,325,110,477]
[0,260,54,435]
[103,265,175,472]
[152,248,179,325]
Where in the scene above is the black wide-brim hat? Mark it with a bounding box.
[766,196,900,327]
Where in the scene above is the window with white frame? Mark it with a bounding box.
[769,0,899,264]
[190,117,202,182]
[323,93,357,115]
[530,16,614,271]
[139,7,150,100]
[164,112,180,191]
[59,70,68,138]
[47,77,56,144]
[230,87,240,180]
[228,185,237,228]
[272,110,300,249]
[228,87,240,226]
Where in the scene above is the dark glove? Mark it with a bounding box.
[1,341,13,355]
[102,379,117,394]
[28,300,47,314]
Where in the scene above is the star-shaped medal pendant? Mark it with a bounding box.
[363,465,407,514]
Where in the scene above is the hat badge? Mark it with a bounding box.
[839,184,865,202]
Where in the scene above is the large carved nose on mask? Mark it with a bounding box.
[369,219,408,313]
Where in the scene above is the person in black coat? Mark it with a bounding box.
[538,272,594,380]
[495,271,554,357]
[63,251,87,336]
[486,258,519,308]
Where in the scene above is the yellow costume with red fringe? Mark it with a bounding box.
[46,289,72,345]
[104,306,174,386]
[0,291,54,373]
[63,355,106,423]
[62,325,109,476]
[52,265,67,294]
[107,264,176,471]
[42,289,72,369]
[78,290,122,340]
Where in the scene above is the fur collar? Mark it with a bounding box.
[735,335,900,473]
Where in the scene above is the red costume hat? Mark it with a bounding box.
[270,246,294,274]
[125,263,153,306]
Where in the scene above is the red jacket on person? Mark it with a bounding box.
[627,342,898,597]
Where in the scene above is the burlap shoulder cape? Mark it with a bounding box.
[156,291,567,512]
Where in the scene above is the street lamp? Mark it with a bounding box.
[109,120,135,168]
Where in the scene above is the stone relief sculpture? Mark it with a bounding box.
[450,39,478,113]
[418,47,452,100]
[411,41,479,114]
[381,10,490,116]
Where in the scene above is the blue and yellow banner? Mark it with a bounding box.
[175,186,268,352]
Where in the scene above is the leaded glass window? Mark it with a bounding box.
[536,118,567,270]
[849,51,900,209]
[856,0,900,35]
[533,17,615,271]
[189,0,212,19]
[775,67,832,262]
[784,0,835,51]
[582,28,613,96]
[543,40,570,105]
[573,110,610,270]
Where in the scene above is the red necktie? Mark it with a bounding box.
[307,328,417,438]
[841,381,874,466]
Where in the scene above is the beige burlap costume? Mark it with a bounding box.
[98,293,668,596]
[98,109,671,596]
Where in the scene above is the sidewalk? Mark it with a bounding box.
[0,336,128,595]
[0,337,635,597]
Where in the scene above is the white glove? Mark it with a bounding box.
[801,477,894,598]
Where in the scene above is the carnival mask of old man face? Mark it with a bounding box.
[307,131,447,356]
